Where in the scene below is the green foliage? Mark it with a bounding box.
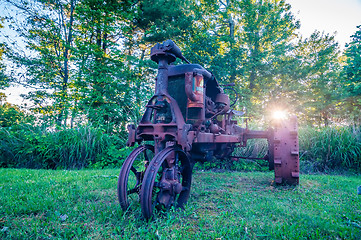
[299,125,361,172]
[185,0,300,117]
[2,0,361,176]
[5,0,79,126]
[0,124,126,169]
[344,25,361,96]
[90,145,135,169]
[294,31,342,125]
[74,0,140,130]
[2,0,360,127]
[134,0,194,42]
[0,17,9,89]
[5,0,359,127]
[2,121,360,173]
[0,102,30,127]
[5,0,155,130]
[339,25,361,124]
[1,169,360,239]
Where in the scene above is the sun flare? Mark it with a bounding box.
[272,110,287,120]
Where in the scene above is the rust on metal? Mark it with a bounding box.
[271,116,300,185]
[118,40,300,220]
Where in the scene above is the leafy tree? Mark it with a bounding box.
[293,31,342,126]
[236,0,300,118]
[341,25,361,124]
[184,0,244,80]
[5,0,78,126]
[4,0,194,131]
[184,0,300,118]
[5,0,148,131]
[104,0,198,130]
[2,0,352,128]
[344,25,361,96]
[0,18,9,89]
[134,0,194,43]
[73,0,129,130]
[72,0,156,133]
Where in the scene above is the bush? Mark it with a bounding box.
[0,124,44,168]
[89,145,134,169]
[0,103,29,127]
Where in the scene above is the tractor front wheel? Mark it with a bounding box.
[140,146,192,220]
[117,145,154,211]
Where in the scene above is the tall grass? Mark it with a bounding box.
[1,123,360,172]
[197,125,361,173]
[299,125,361,172]
[0,124,129,169]
[38,126,111,169]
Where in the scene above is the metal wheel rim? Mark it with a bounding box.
[140,146,192,220]
[117,145,154,211]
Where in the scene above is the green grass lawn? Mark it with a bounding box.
[0,168,360,239]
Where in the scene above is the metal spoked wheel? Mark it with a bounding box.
[270,116,300,185]
[117,145,154,211]
[140,146,192,220]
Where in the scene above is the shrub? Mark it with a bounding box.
[0,103,29,127]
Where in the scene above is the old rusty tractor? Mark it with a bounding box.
[117,40,299,220]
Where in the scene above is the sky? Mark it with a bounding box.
[2,0,361,105]
[287,0,361,48]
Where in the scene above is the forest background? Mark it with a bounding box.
[0,0,360,172]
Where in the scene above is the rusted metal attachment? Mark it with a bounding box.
[268,116,300,185]
[118,40,300,220]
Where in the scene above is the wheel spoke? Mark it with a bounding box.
[144,151,150,162]
[127,186,139,195]
[130,166,137,175]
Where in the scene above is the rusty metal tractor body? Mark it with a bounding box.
[118,40,299,220]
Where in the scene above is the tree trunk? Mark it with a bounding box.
[249,38,260,90]
[226,0,235,83]
[249,68,256,89]
[57,0,76,127]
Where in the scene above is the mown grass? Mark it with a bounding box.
[1,168,360,239]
